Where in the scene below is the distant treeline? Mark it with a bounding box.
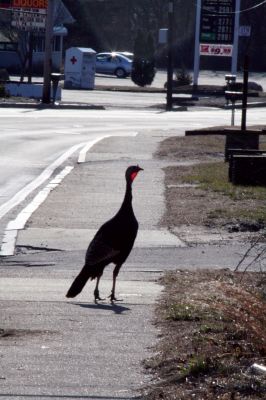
[63,0,266,71]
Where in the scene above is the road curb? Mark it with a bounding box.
[0,102,105,110]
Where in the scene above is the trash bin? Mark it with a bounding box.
[50,73,62,103]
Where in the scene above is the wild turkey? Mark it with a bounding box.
[66,165,143,303]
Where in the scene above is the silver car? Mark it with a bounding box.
[96,52,132,78]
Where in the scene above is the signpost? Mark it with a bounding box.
[231,0,240,75]
[166,1,174,110]
[1,0,53,103]
[42,0,54,103]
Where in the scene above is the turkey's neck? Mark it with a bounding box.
[119,181,133,214]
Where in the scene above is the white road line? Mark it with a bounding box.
[0,133,139,256]
[0,135,115,256]
[0,142,85,221]
[78,136,111,163]
[0,138,99,256]
[0,166,74,256]
[7,166,74,231]
[0,230,18,258]
[0,136,112,221]
[78,132,138,163]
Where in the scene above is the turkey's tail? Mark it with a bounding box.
[66,266,91,298]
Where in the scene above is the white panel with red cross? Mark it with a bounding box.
[65,47,83,73]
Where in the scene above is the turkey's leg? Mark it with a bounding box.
[109,264,122,302]
[94,275,104,303]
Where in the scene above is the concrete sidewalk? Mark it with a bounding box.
[0,130,249,399]
[0,131,182,399]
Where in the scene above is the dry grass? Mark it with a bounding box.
[158,135,266,231]
[156,134,226,162]
[143,133,266,399]
[143,270,266,400]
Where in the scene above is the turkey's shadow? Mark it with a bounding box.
[72,302,130,314]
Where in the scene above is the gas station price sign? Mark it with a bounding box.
[200,0,236,44]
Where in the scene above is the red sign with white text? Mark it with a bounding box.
[12,0,47,8]
[200,43,233,57]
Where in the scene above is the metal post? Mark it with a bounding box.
[42,0,54,104]
[241,55,249,131]
[166,1,174,111]
[193,0,201,87]
[231,102,235,126]
[231,0,240,75]
[27,32,33,83]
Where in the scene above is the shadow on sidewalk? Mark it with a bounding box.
[71,302,131,314]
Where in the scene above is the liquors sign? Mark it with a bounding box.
[0,0,47,7]
[12,0,47,8]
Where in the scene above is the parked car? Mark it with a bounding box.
[95,52,132,78]
[116,51,134,60]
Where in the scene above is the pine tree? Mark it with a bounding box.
[131,30,156,87]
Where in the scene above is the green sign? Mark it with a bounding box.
[200,0,236,44]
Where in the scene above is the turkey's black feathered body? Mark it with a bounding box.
[84,191,138,280]
[66,166,142,301]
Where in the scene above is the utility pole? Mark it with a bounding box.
[28,32,34,83]
[42,0,54,104]
[166,1,174,111]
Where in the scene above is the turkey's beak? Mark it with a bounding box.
[137,166,144,171]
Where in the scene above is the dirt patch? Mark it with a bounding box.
[143,270,266,399]
[157,134,266,234]
[0,328,57,340]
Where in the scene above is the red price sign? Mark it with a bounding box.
[200,43,233,57]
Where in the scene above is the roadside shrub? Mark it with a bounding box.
[132,29,156,87]
[175,68,192,86]
[0,84,7,97]
[131,58,156,87]
[166,303,201,321]
[0,68,10,81]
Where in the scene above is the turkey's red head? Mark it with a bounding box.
[126,165,143,183]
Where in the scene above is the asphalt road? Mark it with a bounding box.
[1,104,266,253]
[62,88,167,108]
[94,69,266,89]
